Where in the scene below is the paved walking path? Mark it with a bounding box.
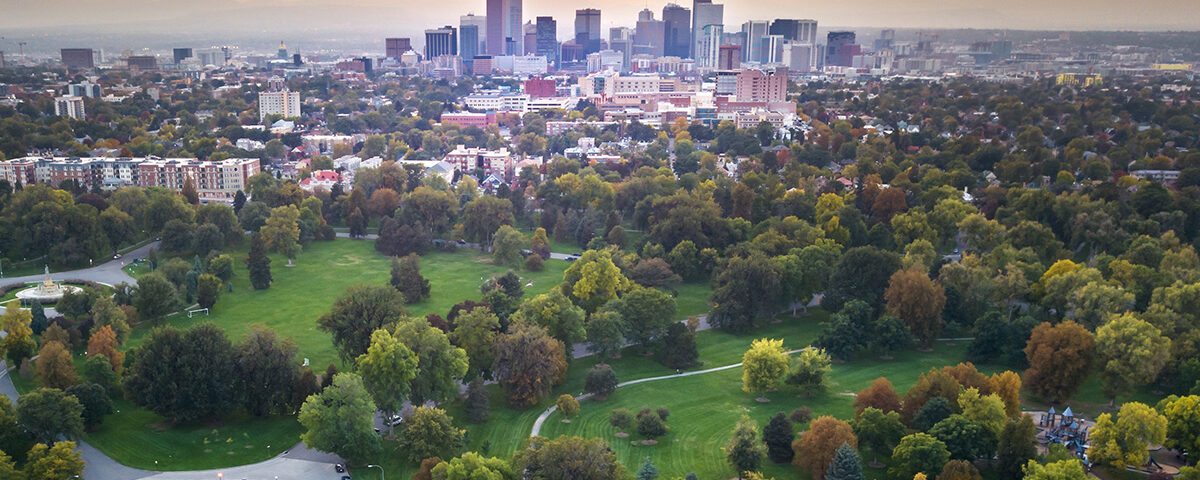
[530,349,809,437]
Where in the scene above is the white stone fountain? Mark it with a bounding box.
[15,266,81,305]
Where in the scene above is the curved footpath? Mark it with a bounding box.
[530,348,809,437]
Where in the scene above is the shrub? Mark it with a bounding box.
[584,364,618,399]
[525,253,545,271]
[609,408,634,430]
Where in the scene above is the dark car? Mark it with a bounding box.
[342,476,352,480]
[572,252,583,257]
[335,464,346,473]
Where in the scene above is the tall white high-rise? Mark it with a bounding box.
[697,24,724,69]
[258,90,301,121]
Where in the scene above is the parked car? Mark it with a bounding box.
[335,464,346,473]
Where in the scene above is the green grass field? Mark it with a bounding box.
[125,239,572,370]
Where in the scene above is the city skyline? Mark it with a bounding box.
[3,0,1199,38]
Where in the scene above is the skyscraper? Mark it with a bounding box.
[610,27,634,70]
[486,0,522,55]
[425,26,458,59]
[662,4,691,58]
[173,48,193,64]
[535,16,559,66]
[461,14,487,54]
[460,25,479,70]
[826,31,856,67]
[691,0,723,59]
[523,22,538,55]
[575,8,602,55]
[741,21,769,63]
[60,48,95,69]
[634,9,665,57]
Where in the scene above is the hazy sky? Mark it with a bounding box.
[2,0,1198,38]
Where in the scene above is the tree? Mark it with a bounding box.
[0,451,14,480]
[853,377,902,416]
[989,371,1022,417]
[234,326,298,417]
[512,436,626,480]
[742,338,789,394]
[492,225,526,267]
[793,416,857,479]
[853,407,905,464]
[561,249,633,313]
[461,377,491,424]
[89,296,130,344]
[610,408,635,431]
[710,254,782,333]
[1159,395,1200,462]
[824,246,902,314]
[608,286,676,353]
[34,341,76,389]
[785,348,832,396]
[347,207,366,238]
[391,254,432,303]
[65,383,112,429]
[493,322,568,407]
[450,307,501,380]
[261,205,301,265]
[1022,460,1089,480]
[391,317,469,405]
[398,406,465,464]
[132,271,178,322]
[585,311,625,360]
[461,196,514,244]
[432,452,515,480]
[318,284,407,363]
[958,387,1007,437]
[0,307,34,366]
[726,415,766,474]
[247,231,272,290]
[1095,313,1170,403]
[658,321,699,370]
[80,355,118,394]
[531,227,552,258]
[637,457,658,480]
[996,414,1038,480]
[298,373,380,465]
[885,268,946,347]
[1087,402,1167,469]
[763,413,795,463]
[873,316,912,358]
[123,324,236,422]
[29,301,47,335]
[556,394,580,418]
[825,444,864,480]
[637,407,668,439]
[938,460,981,480]
[627,258,682,288]
[352,329,418,421]
[22,441,84,480]
[584,364,618,399]
[928,415,995,460]
[889,433,950,480]
[512,290,586,351]
[914,397,955,432]
[17,388,83,444]
[196,273,221,309]
[1023,321,1094,403]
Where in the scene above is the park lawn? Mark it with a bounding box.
[84,398,303,471]
[124,239,570,370]
[539,340,1003,480]
[671,282,710,319]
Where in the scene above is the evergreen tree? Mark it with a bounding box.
[725,415,766,474]
[996,414,1038,480]
[637,457,658,480]
[658,321,699,369]
[29,301,47,335]
[248,232,272,290]
[825,443,864,480]
[390,254,431,303]
[763,412,795,463]
[465,377,490,424]
[233,190,246,213]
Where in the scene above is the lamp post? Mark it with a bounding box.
[367,464,385,480]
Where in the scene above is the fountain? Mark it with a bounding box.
[15,266,82,305]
